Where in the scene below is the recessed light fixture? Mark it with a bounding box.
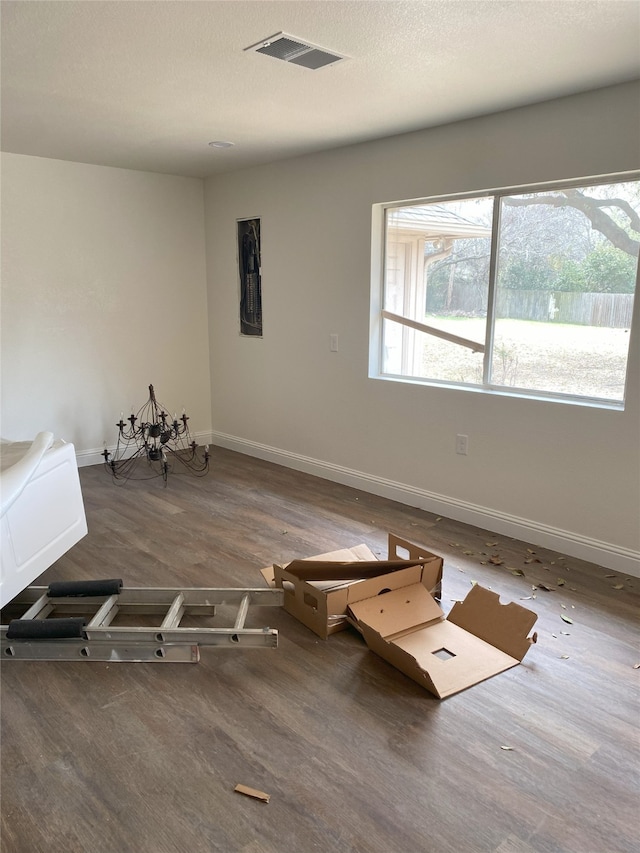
[208,141,235,149]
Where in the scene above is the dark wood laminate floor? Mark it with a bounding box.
[1,448,638,853]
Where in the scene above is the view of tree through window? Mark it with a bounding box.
[379,176,639,404]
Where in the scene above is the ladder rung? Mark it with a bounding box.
[234,593,251,630]
[20,594,54,622]
[87,595,120,628]
[161,594,185,629]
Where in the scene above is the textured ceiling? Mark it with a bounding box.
[1,0,639,178]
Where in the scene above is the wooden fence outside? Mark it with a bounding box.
[495,290,634,328]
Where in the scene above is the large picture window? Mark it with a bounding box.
[373,174,639,406]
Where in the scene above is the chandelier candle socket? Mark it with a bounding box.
[103,384,209,484]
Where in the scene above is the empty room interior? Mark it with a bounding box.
[1,2,639,853]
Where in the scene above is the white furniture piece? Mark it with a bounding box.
[0,432,88,609]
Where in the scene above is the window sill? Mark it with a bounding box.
[370,372,626,411]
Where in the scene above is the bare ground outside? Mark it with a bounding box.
[419,318,631,400]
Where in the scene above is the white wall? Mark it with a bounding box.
[204,82,640,574]
[1,154,212,459]
[2,86,637,574]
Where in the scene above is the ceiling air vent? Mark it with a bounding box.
[245,32,347,70]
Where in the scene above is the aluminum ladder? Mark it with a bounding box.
[1,579,284,662]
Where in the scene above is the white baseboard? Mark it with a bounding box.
[77,448,109,467]
[212,431,640,578]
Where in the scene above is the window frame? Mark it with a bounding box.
[370,171,640,410]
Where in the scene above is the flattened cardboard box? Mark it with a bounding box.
[261,534,443,640]
[348,582,537,699]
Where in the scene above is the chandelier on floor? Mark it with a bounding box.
[103,384,210,484]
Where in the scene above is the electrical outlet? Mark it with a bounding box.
[456,434,469,455]
[330,334,339,352]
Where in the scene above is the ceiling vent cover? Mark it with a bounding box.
[245,32,347,70]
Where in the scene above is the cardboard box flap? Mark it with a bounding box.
[388,534,444,599]
[355,588,530,699]
[382,620,522,699]
[345,565,431,604]
[348,583,444,639]
[388,533,436,563]
[447,584,538,661]
[282,558,431,583]
[357,623,441,696]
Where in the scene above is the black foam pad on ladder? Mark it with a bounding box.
[6,618,87,640]
[47,579,123,598]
